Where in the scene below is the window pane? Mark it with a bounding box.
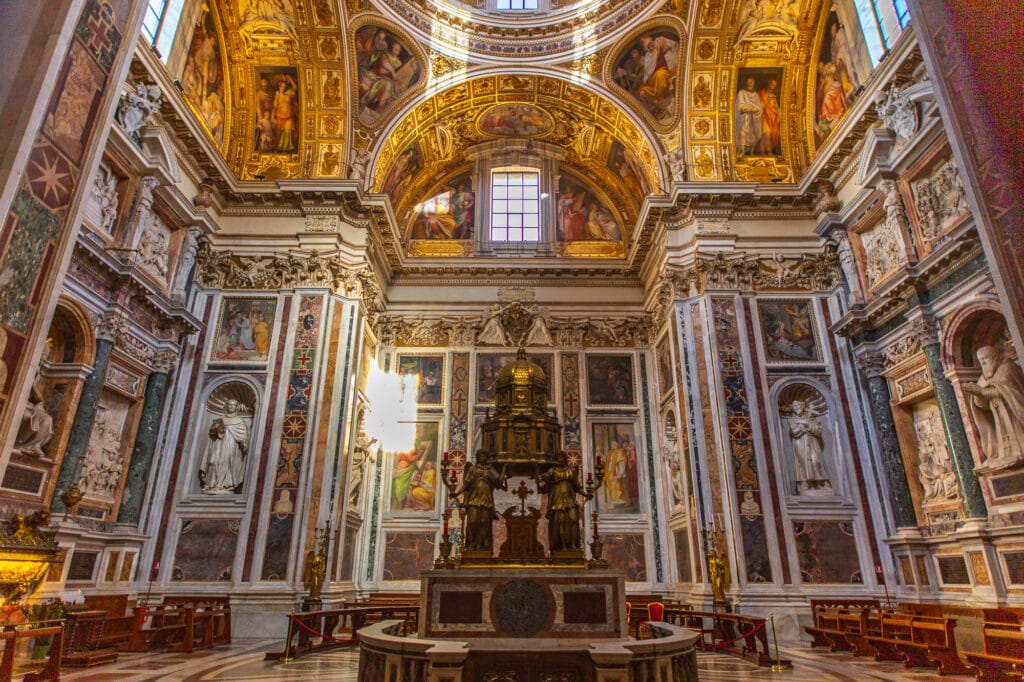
[491,168,541,243]
[523,227,539,241]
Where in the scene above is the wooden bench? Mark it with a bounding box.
[120,606,188,653]
[1,623,64,681]
[62,610,120,668]
[806,605,887,656]
[865,613,973,675]
[804,599,881,649]
[963,621,1024,680]
[266,605,420,662]
[162,597,231,652]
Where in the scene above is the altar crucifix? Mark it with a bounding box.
[499,479,544,560]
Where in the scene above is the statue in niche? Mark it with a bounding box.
[662,441,685,506]
[785,397,834,495]
[914,404,958,502]
[199,398,250,493]
[13,382,54,458]
[448,459,508,551]
[347,410,378,507]
[91,165,119,233]
[963,345,1024,471]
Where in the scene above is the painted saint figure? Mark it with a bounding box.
[963,345,1024,471]
[199,399,249,493]
[735,76,763,155]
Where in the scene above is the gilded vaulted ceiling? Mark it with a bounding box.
[174,0,878,255]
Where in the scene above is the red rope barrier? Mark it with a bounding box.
[700,618,767,650]
[288,614,357,644]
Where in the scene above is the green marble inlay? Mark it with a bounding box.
[0,189,59,332]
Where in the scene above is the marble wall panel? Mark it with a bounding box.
[793,520,861,583]
[382,531,435,581]
[710,297,772,582]
[172,518,239,581]
[602,533,646,582]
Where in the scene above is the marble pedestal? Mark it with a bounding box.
[420,568,625,640]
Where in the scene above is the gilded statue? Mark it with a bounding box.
[448,459,508,552]
[708,548,730,604]
[303,547,327,600]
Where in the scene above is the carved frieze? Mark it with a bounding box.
[666,250,839,294]
[376,302,652,349]
[909,157,969,242]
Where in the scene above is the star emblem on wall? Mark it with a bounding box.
[27,142,75,211]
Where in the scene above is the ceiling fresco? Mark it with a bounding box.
[169,0,879,256]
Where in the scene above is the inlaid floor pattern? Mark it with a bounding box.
[61,641,976,681]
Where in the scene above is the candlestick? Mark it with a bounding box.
[443,518,449,535]
[593,522,598,536]
[587,472,593,482]
[596,455,602,467]
[443,451,449,460]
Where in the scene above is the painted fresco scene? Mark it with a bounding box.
[556,175,623,242]
[612,29,680,123]
[254,67,299,154]
[607,140,648,207]
[758,299,820,363]
[408,173,475,240]
[397,354,445,405]
[181,8,226,145]
[593,422,641,514]
[734,67,783,157]
[477,103,554,137]
[209,298,277,363]
[355,26,421,123]
[382,142,422,205]
[477,353,554,403]
[814,6,873,144]
[586,354,634,405]
[388,421,440,513]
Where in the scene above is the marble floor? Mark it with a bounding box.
[59,640,976,681]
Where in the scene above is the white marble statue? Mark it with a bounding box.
[914,403,958,502]
[199,399,250,493]
[348,416,378,507]
[79,402,126,500]
[661,441,685,506]
[116,83,162,140]
[963,346,1024,471]
[786,398,834,495]
[13,382,53,458]
[90,165,119,233]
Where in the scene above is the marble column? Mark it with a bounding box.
[910,315,987,518]
[50,311,123,513]
[117,349,178,525]
[856,349,917,529]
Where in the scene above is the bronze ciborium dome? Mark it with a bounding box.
[476,348,562,477]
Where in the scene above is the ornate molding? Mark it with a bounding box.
[95,311,126,342]
[150,348,180,375]
[667,250,840,294]
[377,302,652,349]
[909,313,941,347]
[855,349,887,378]
[883,335,922,367]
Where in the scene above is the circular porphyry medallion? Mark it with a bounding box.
[491,578,552,638]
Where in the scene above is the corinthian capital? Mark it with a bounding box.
[95,311,126,342]
[855,349,887,378]
[909,314,941,347]
[150,348,180,375]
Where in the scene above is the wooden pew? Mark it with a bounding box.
[62,610,120,667]
[866,613,973,675]
[161,596,232,652]
[805,599,880,648]
[121,605,187,653]
[1,623,64,681]
[963,621,1024,680]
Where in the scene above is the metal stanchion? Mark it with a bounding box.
[769,612,785,672]
[282,613,295,663]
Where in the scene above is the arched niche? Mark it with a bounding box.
[773,380,843,500]
[940,300,1024,483]
[188,378,260,497]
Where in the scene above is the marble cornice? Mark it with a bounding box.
[831,234,984,340]
[71,239,202,337]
